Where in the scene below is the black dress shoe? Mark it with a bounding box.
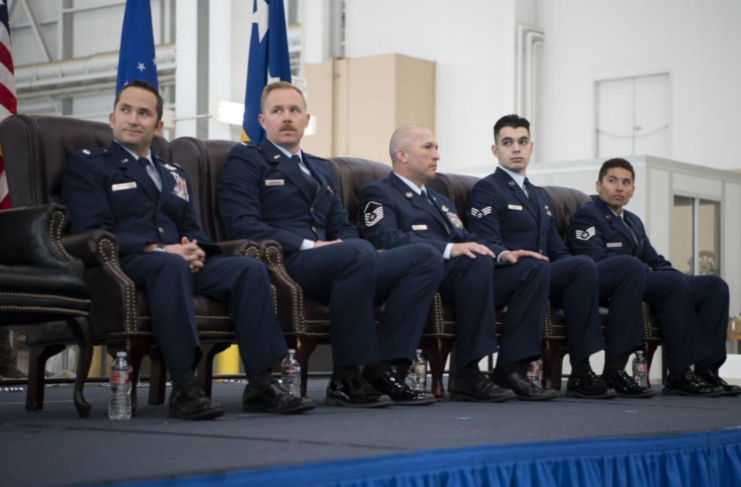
[325,374,392,408]
[168,378,225,420]
[696,370,741,397]
[602,370,654,398]
[364,371,436,405]
[566,371,617,399]
[492,369,558,401]
[243,380,315,414]
[449,370,515,403]
[663,369,725,397]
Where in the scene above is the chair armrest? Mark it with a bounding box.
[213,240,261,259]
[61,230,118,268]
[260,240,304,334]
[0,204,77,269]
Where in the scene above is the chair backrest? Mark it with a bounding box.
[0,115,171,208]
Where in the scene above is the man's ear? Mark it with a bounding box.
[154,119,164,137]
[491,144,499,158]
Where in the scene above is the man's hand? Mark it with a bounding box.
[499,249,549,264]
[314,239,343,248]
[450,242,496,259]
[147,237,206,273]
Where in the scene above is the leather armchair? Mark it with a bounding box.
[0,204,92,418]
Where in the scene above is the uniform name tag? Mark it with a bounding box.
[412,225,428,231]
[265,179,285,186]
[607,242,623,248]
[508,204,523,211]
[112,182,137,191]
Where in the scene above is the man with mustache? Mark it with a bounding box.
[219,82,441,407]
[357,124,558,402]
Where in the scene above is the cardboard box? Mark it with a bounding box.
[303,54,436,165]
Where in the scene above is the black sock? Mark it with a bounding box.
[603,354,630,376]
[250,367,274,386]
[173,369,196,389]
[332,366,360,380]
[362,362,390,381]
[571,359,593,376]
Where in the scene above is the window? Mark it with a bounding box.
[671,196,720,276]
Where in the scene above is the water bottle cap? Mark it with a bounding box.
[416,349,422,354]
[288,349,296,354]
[116,351,127,358]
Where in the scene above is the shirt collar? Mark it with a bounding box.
[268,137,303,162]
[394,172,427,195]
[610,207,624,218]
[116,141,153,165]
[497,165,527,190]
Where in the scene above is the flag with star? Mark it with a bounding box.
[0,0,17,210]
[242,0,292,142]
[115,0,158,94]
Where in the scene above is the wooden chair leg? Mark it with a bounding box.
[148,351,167,405]
[542,338,567,390]
[25,344,65,412]
[66,317,93,419]
[421,337,454,400]
[643,340,660,388]
[197,342,231,398]
[295,336,317,397]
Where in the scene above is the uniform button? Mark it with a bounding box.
[311,226,317,233]
[310,207,314,213]
[539,249,543,253]
[158,227,165,234]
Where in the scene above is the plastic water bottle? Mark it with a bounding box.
[109,351,132,420]
[632,351,648,388]
[281,349,301,397]
[526,359,543,386]
[407,350,428,392]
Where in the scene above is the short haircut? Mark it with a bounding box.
[260,81,306,111]
[599,158,635,182]
[493,114,530,142]
[114,80,163,123]
[389,124,426,165]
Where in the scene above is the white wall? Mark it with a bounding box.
[537,0,741,170]
[344,0,513,173]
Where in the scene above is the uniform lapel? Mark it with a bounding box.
[596,199,639,253]
[303,155,326,205]
[389,173,450,232]
[109,142,159,203]
[156,158,176,208]
[261,139,313,203]
[495,169,539,221]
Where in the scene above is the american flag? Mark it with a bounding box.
[0,0,17,210]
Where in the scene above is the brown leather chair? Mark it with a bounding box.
[0,115,258,411]
[0,203,93,418]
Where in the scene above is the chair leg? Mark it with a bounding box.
[197,342,231,398]
[295,336,317,398]
[421,337,454,400]
[644,340,660,388]
[66,317,93,419]
[148,351,167,405]
[542,338,567,391]
[25,344,65,412]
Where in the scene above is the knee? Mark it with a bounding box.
[408,244,444,269]
[709,275,729,296]
[339,239,377,266]
[156,254,192,277]
[612,255,643,278]
[571,254,597,274]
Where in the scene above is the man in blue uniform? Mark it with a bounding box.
[468,114,651,398]
[219,82,440,407]
[62,80,315,419]
[358,124,559,402]
[568,158,739,397]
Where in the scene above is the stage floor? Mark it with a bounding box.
[2,378,741,486]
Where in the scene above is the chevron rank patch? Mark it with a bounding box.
[364,201,384,227]
[575,227,596,241]
[470,206,492,219]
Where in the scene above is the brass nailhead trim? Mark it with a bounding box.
[0,305,89,316]
[98,238,137,334]
[0,292,90,304]
[50,211,75,261]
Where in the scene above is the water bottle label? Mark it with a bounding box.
[415,364,426,376]
[111,371,129,385]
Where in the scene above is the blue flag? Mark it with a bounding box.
[242,0,292,142]
[116,0,158,94]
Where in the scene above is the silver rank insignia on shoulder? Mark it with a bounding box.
[164,163,177,171]
[82,149,91,155]
[405,192,413,199]
[364,201,384,227]
[121,158,129,163]
[273,154,281,160]
[441,205,449,212]
[605,214,612,220]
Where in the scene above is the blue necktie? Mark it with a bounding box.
[139,157,162,192]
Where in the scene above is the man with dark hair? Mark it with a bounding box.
[219,82,441,408]
[568,158,739,397]
[468,114,651,398]
[358,124,558,402]
[62,81,315,419]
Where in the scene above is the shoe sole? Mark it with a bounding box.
[449,392,516,403]
[615,391,655,399]
[242,403,316,415]
[391,397,438,406]
[565,391,617,400]
[168,408,225,420]
[324,397,392,408]
[515,392,559,401]
[662,388,725,397]
[723,390,741,397]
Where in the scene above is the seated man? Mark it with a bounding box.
[358,124,558,402]
[568,158,740,397]
[219,82,440,407]
[467,114,649,399]
[62,80,314,419]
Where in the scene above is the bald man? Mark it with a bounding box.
[357,125,557,402]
